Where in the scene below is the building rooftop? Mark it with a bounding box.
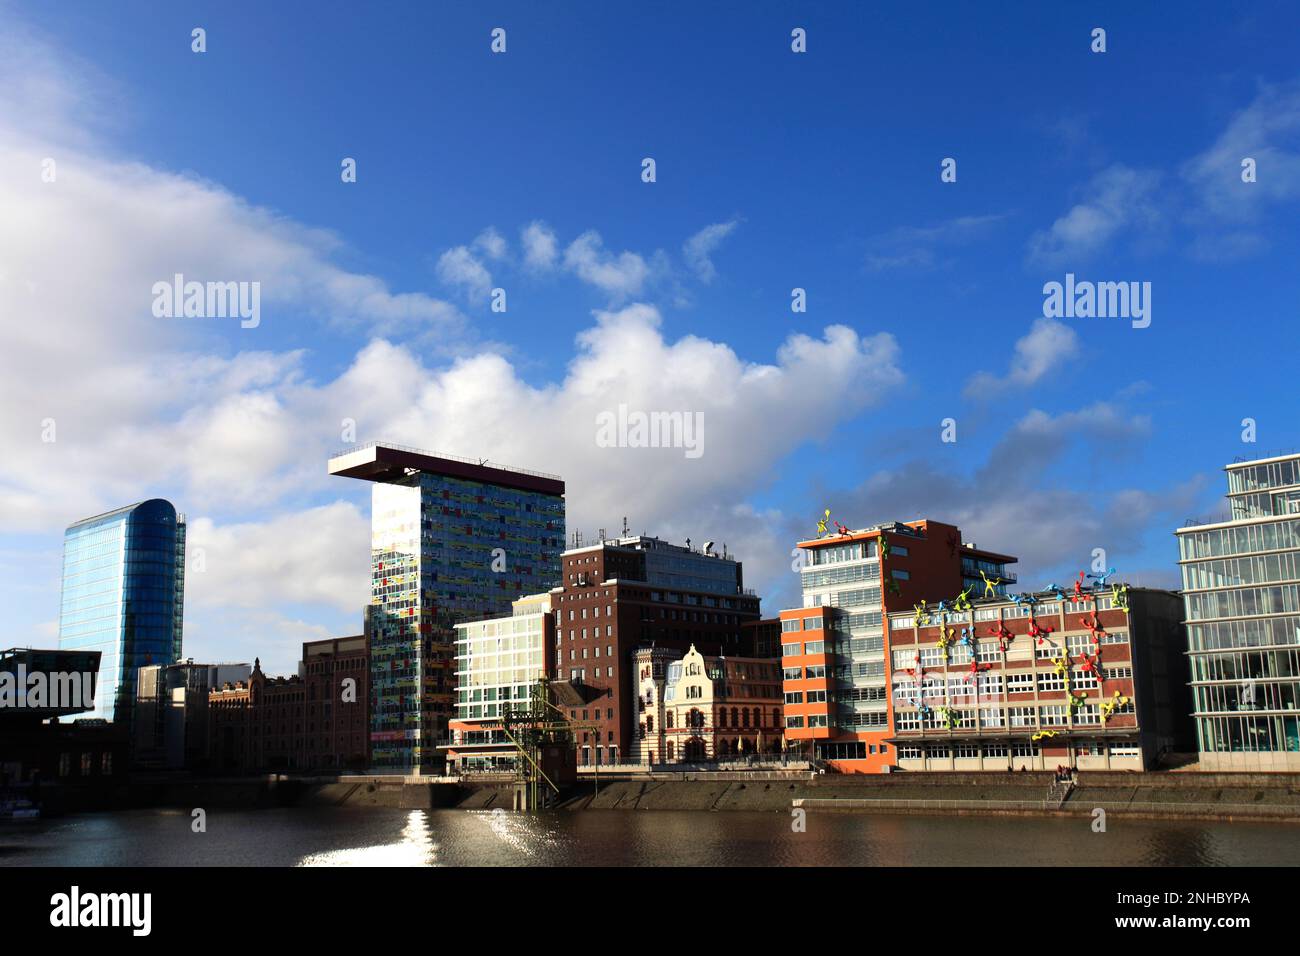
[328,441,564,496]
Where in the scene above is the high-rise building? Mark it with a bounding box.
[1176,452,1300,770]
[550,535,762,768]
[442,592,556,773]
[57,499,186,723]
[781,519,1017,773]
[330,442,565,772]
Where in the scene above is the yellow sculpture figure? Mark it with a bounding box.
[937,624,955,662]
[980,569,1001,598]
[953,586,974,613]
[913,602,931,627]
[817,509,830,537]
[1111,583,1130,615]
[1031,730,1060,741]
[1101,690,1131,722]
[939,706,958,730]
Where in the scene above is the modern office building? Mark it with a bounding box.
[57,499,186,723]
[551,535,763,768]
[885,586,1191,770]
[441,592,556,773]
[134,660,251,770]
[1176,452,1300,770]
[329,442,565,772]
[631,644,783,765]
[781,519,1017,773]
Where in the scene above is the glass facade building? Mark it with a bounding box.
[1177,453,1300,770]
[57,499,186,723]
[331,444,565,772]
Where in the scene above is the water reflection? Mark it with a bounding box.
[296,810,439,867]
[3,807,1297,867]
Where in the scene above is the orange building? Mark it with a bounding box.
[781,519,1017,773]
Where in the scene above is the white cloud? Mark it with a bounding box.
[964,318,1079,397]
[436,244,493,301]
[1027,166,1162,265]
[520,220,559,271]
[186,502,370,614]
[865,214,1007,272]
[682,220,739,282]
[563,230,652,299]
[1183,79,1300,223]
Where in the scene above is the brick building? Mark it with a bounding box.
[550,536,763,767]
[208,635,369,772]
[885,585,1192,770]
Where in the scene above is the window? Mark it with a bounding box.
[803,617,823,630]
[785,716,805,728]
[808,715,828,728]
[1007,673,1034,693]
[784,691,804,705]
[783,666,802,681]
[804,641,825,655]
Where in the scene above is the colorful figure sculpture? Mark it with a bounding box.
[1070,571,1088,603]
[1043,583,1066,601]
[980,569,1001,598]
[1111,583,1130,616]
[1031,729,1059,741]
[939,706,959,730]
[817,509,830,537]
[1027,617,1054,644]
[886,578,901,596]
[879,535,891,561]
[988,623,1013,653]
[1101,690,1130,722]
[953,586,974,613]
[834,520,852,537]
[913,602,932,627]
[1088,567,1116,587]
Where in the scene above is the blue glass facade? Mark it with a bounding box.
[57,499,186,723]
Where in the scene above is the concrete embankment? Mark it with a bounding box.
[51,770,1300,824]
[553,771,1300,822]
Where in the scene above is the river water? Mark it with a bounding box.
[1,808,1296,866]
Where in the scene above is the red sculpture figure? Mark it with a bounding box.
[988,623,1013,652]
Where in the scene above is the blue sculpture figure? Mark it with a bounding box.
[1088,567,1116,587]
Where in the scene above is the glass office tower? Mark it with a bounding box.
[331,443,565,772]
[57,499,186,723]
[1177,453,1300,770]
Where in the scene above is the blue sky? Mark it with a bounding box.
[2,1,1299,673]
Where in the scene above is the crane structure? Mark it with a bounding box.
[499,677,599,812]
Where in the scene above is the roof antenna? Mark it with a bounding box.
[622,516,630,536]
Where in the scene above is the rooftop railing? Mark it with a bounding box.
[329,440,561,481]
